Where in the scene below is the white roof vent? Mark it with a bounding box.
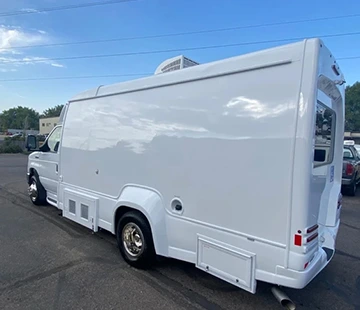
[154,55,199,75]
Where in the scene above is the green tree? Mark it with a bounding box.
[0,106,39,131]
[345,82,360,132]
[41,104,64,118]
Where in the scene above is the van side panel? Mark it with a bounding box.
[62,60,302,241]
[59,41,314,289]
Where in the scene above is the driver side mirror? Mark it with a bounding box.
[26,135,38,151]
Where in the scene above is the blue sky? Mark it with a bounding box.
[0,0,359,113]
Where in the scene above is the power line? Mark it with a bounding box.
[2,12,360,51]
[2,31,360,64]
[338,55,360,60]
[0,55,358,83]
[0,0,136,17]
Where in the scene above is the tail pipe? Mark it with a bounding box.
[271,287,296,310]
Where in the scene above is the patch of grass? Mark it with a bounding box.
[0,140,24,154]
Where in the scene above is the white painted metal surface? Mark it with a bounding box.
[27,38,345,293]
[63,189,99,231]
[28,125,62,201]
[196,235,256,293]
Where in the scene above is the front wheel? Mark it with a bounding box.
[116,211,156,268]
[28,175,47,205]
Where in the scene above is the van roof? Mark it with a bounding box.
[69,39,321,103]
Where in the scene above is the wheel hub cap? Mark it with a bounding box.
[122,223,144,257]
[28,181,38,202]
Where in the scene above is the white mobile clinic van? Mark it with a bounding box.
[26,38,345,297]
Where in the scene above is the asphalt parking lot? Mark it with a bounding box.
[0,154,359,310]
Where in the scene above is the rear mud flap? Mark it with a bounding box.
[319,220,340,258]
[322,247,334,261]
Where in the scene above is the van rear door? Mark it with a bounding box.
[312,73,344,252]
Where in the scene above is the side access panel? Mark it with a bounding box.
[196,235,256,293]
[63,188,99,232]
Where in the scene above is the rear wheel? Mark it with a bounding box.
[347,179,357,196]
[28,175,47,205]
[116,211,156,268]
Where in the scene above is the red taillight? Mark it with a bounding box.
[346,163,354,176]
[294,234,302,246]
[304,262,309,269]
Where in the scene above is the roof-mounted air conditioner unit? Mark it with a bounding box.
[154,55,199,75]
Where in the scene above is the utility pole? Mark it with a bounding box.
[23,115,28,138]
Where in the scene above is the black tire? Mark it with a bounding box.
[347,179,357,196]
[28,174,47,205]
[116,211,156,269]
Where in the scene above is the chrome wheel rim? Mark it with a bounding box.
[28,180,38,202]
[122,222,144,257]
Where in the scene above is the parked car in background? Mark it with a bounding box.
[354,144,360,154]
[10,133,22,139]
[342,141,360,196]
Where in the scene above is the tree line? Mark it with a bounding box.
[0,81,360,132]
[344,81,360,132]
[0,105,64,131]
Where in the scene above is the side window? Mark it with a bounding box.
[314,101,336,167]
[47,126,62,153]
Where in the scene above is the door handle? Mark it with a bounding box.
[55,164,58,173]
[35,155,39,159]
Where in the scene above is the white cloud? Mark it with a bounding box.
[51,63,64,68]
[20,8,40,13]
[0,25,63,70]
[0,25,43,51]
[21,56,65,68]
[0,68,17,72]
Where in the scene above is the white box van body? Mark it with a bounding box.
[26,38,345,294]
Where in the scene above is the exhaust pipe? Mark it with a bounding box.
[271,287,296,310]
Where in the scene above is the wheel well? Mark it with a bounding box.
[28,168,36,184]
[114,206,152,236]
[29,168,37,177]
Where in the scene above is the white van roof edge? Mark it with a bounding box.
[69,39,315,103]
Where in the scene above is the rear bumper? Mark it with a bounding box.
[273,247,330,289]
[342,177,353,186]
[270,221,340,289]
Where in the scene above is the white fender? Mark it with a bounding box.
[113,184,168,257]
